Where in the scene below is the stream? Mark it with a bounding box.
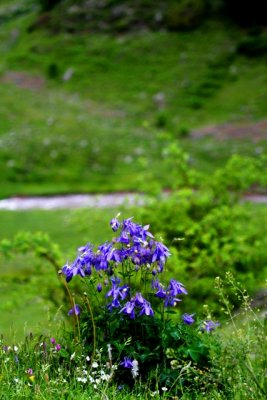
[0,193,267,210]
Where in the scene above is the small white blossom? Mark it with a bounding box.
[92,361,99,368]
[107,343,112,361]
[131,359,139,378]
[77,377,87,383]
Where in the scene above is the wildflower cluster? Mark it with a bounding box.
[62,216,187,318]
[74,349,116,388]
[62,217,220,388]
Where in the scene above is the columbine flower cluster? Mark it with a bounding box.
[62,216,187,318]
[62,217,170,282]
[62,216,220,381]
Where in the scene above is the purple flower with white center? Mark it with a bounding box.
[78,243,93,254]
[68,304,81,316]
[120,357,133,368]
[134,292,145,306]
[152,241,171,265]
[98,242,112,256]
[168,279,187,296]
[202,320,220,332]
[110,218,120,232]
[120,300,136,319]
[62,258,86,282]
[62,264,74,282]
[122,218,138,236]
[151,278,161,290]
[182,313,195,325]
[106,278,130,310]
[27,369,33,376]
[155,287,167,299]
[106,247,123,263]
[164,295,181,307]
[117,230,130,244]
[107,299,121,311]
[152,279,167,298]
[139,300,154,317]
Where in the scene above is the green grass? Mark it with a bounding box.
[0,207,122,340]
[0,4,267,197]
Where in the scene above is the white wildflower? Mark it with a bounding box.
[70,352,75,360]
[92,361,99,368]
[77,377,87,383]
[131,359,139,378]
[107,343,112,361]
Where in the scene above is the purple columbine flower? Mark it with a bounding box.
[155,286,167,299]
[50,338,56,344]
[117,230,130,244]
[152,242,171,265]
[120,357,133,368]
[164,295,181,307]
[202,320,220,332]
[139,300,154,317]
[68,304,81,316]
[134,292,145,306]
[151,278,161,290]
[182,313,195,325]
[120,300,136,319]
[97,283,102,292]
[55,344,61,351]
[106,247,123,263]
[110,218,120,232]
[168,279,188,296]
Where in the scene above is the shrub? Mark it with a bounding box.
[136,147,267,315]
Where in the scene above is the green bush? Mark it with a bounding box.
[136,148,267,315]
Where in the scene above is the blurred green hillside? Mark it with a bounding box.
[0,0,267,197]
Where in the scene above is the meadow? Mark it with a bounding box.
[0,1,266,398]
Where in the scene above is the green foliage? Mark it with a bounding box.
[0,232,67,310]
[137,147,267,315]
[236,33,267,57]
[0,273,265,399]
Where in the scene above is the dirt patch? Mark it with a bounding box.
[191,119,267,142]
[1,71,45,90]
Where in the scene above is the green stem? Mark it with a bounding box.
[84,294,96,362]
[59,274,78,342]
